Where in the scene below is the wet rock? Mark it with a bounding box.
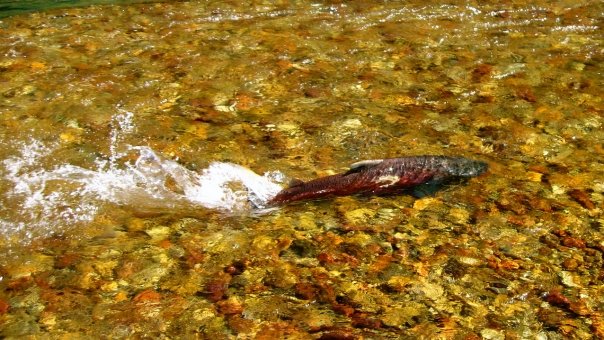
[413,197,441,211]
[559,271,580,288]
[216,296,244,315]
[561,258,580,271]
[264,263,298,289]
[515,86,537,102]
[381,303,424,327]
[129,263,171,290]
[443,258,468,279]
[343,208,375,225]
[5,254,54,279]
[126,217,147,232]
[351,312,382,329]
[471,63,493,82]
[242,295,294,322]
[226,314,256,334]
[224,259,249,276]
[144,225,171,240]
[567,189,596,210]
[317,329,358,340]
[294,282,318,300]
[591,316,604,339]
[288,239,319,258]
[481,328,504,340]
[0,299,10,315]
[133,289,162,303]
[92,259,118,279]
[203,272,232,302]
[416,280,444,300]
[295,212,318,231]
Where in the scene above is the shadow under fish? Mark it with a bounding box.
[268,155,488,206]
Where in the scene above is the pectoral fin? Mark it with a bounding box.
[410,179,446,198]
[409,176,466,198]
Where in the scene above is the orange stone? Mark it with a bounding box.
[133,289,162,302]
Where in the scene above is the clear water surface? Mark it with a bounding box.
[0,0,602,338]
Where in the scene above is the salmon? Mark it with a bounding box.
[267,156,487,206]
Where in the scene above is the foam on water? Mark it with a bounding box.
[0,110,284,244]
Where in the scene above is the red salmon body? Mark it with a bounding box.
[267,156,487,206]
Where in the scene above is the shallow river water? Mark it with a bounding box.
[0,1,602,338]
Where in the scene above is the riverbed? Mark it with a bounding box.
[0,1,602,338]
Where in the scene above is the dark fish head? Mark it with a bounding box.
[443,157,488,178]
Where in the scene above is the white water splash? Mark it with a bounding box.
[0,110,284,244]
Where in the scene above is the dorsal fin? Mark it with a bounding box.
[288,178,305,188]
[345,159,384,174]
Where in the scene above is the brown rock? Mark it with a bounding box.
[332,303,355,317]
[472,64,493,82]
[204,272,232,302]
[562,258,579,271]
[544,289,571,308]
[227,315,255,334]
[568,189,596,210]
[255,321,300,339]
[561,236,586,249]
[304,86,329,98]
[55,253,81,269]
[295,282,318,300]
[185,248,205,268]
[224,259,249,276]
[234,92,259,111]
[318,329,358,340]
[133,289,161,302]
[318,252,337,265]
[369,254,393,273]
[351,312,382,329]
[591,315,604,339]
[537,307,567,329]
[516,86,537,102]
[216,297,243,315]
[0,299,9,315]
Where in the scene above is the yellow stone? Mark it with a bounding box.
[297,213,317,230]
[252,235,276,252]
[413,197,440,211]
[526,171,543,182]
[145,225,171,240]
[30,61,47,70]
[449,208,469,224]
[114,290,129,302]
[249,107,271,116]
[344,208,375,225]
[94,260,119,278]
[420,281,444,300]
[59,132,79,143]
[101,281,118,292]
[394,95,415,106]
[381,304,423,327]
[127,218,147,232]
[6,254,54,279]
[39,313,57,327]
[186,123,208,139]
[84,42,98,52]
[387,276,412,291]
